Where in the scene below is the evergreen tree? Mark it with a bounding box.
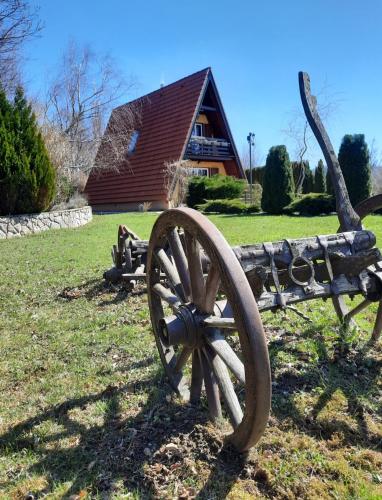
[302,161,313,193]
[314,159,326,193]
[0,87,55,215]
[261,145,294,214]
[0,88,20,214]
[326,166,333,195]
[338,134,371,206]
[291,161,313,193]
[245,166,265,186]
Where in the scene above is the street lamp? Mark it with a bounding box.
[247,132,255,204]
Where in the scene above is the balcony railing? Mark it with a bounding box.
[186,137,233,159]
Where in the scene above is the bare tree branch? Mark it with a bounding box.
[163,159,194,207]
[369,138,382,194]
[283,79,343,193]
[39,41,140,179]
[0,0,42,92]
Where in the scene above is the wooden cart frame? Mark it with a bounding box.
[104,73,382,451]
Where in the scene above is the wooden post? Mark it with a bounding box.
[298,72,361,232]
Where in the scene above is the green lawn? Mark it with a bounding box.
[0,212,381,499]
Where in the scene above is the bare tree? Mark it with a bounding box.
[283,117,309,193]
[369,138,382,194]
[163,159,194,207]
[0,0,42,92]
[283,80,341,193]
[41,41,139,179]
[240,143,262,174]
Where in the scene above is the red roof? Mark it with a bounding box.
[84,68,243,206]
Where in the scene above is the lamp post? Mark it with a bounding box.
[247,132,255,204]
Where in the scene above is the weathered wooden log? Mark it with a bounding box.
[246,248,381,295]
[233,230,375,271]
[255,272,381,312]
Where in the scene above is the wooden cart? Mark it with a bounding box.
[105,73,382,451]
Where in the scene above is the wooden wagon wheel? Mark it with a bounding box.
[332,194,382,341]
[147,207,271,451]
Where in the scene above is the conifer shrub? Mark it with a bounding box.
[0,87,55,215]
[284,193,335,216]
[326,166,333,195]
[261,145,294,214]
[314,159,326,192]
[338,134,371,206]
[187,174,245,208]
[197,198,260,214]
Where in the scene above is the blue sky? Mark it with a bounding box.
[25,0,382,167]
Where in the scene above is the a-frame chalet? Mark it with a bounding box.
[84,68,245,211]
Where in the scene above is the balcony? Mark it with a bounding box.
[185,136,233,160]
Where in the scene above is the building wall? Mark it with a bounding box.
[92,200,169,213]
[187,160,226,176]
[196,113,209,125]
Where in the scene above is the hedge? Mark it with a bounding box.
[187,174,245,208]
[197,198,260,214]
[284,193,335,216]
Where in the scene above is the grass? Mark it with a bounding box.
[0,212,381,499]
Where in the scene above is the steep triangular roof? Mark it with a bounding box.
[85,68,243,206]
[183,70,245,177]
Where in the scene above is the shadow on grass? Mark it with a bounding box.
[0,370,251,499]
[268,325,382,449]
[58,278,146,307]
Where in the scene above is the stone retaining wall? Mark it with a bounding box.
[0,206,92,239]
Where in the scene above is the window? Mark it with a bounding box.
[127,130,139,155]
[192,123,204,137]
[190,167,209,177]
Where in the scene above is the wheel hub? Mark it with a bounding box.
[158,304,205,348]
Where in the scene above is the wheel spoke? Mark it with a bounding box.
[152,283,180,309]
[332,295,347,321]
[205,330,245,384]
[165,348,190,400]
[204,347,243,428]
[200,348,222,420]
[204,263,221,313]
[372,300,382,340]
[203,316,236,330]
[190,349,203,403]
[154,247,186,302]
[184,231,205,310]
[344,298,371,323]
[174,346,193,373]
[168,228,191,300]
